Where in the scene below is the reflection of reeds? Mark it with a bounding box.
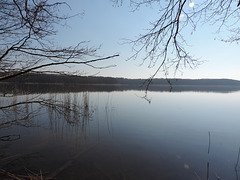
[104,94,114,135]
[235,147,240,180]
[0,91,113,179]
[206,162,209,180]
[206,131,210,180]
[208,131,211,154]
[195,131,211,180]
[0,91,95,130]
[196,132,239,180]
[48,92,93,125]
[47,92,95,147]
[0,95,41,129]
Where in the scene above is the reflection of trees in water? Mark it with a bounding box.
[0,92,95,142]
[235,147,240,180]
[193,132,240,180]
[0,95,41,129]
[104,94,114,135]
[47,92,95,144]
[0,91,116,144]
[0,91,117,179]
[0,91,96,178]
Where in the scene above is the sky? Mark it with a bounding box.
[55,0,240,80]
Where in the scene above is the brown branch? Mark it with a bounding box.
[0,54,119,81]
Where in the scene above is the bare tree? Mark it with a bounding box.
[0,0,118,130]
[113,0,240,89]
[0,0,118,80]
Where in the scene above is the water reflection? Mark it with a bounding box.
[1,87,240,179]
[235,147,240,180]
[0,95,40,129]
[0,90,102,179]
[47,92,96,146]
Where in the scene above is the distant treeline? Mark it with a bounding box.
[1,72,240,94]
[2,72,240,86]
[0,72,145,85]
[152,78,240,86]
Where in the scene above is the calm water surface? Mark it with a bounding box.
[1,90,240,179]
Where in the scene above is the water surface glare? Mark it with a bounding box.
[1,90,240,179]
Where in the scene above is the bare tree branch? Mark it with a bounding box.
[0,54,119,81]
[0,0,117,81]
[0,1,117,133]
[113,0,239,81]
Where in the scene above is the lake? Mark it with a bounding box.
[1,87,240,179]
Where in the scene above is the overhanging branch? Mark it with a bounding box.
[0,54,119,81]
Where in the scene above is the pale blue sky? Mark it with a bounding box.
[55,0,240,80]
